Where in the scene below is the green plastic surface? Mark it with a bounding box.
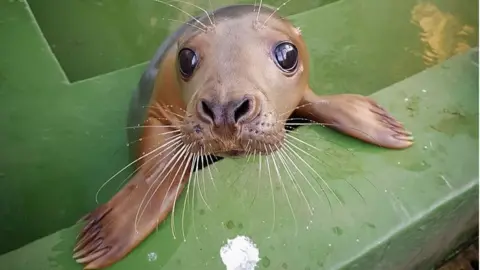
[1,46,478,270]
[0,0,478,268]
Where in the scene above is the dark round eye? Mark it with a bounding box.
[273,42,298,73]
[178,48,198,79]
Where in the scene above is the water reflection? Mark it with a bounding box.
[410,1,477,67]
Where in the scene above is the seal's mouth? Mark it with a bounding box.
[223,150,246,157]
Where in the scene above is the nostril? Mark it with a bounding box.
[200,100,215,123]
[233,98,251,123]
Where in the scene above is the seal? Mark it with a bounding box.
[73,4,413,269]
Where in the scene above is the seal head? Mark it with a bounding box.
[169,7,309,157]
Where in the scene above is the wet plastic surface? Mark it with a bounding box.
[0,0,478,268]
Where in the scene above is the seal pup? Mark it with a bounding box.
[73,4,413,269]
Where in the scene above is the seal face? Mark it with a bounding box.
[173,11,309,157]
[74,4,414,270]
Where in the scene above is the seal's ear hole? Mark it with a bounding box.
[272,42,299,74]
[178,48,198,79]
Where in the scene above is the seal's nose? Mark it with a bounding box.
[197,96,255,127]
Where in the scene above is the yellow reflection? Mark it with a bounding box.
[410,2,475,66]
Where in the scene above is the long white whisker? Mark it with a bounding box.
[167,0,214,27]
[161,18,205,32]
[250,150,262,208]
[279,146,328,210]
[262,0,293,26]
[269,146,298,236]
[285,136,364,203]
[125,129,181,147]
[256,0,263,22]
[135,143,190,233]
[153,0,208,30]
[276,147,314,216]
[95,134,183,203]
[205,152,218,191]
[181,152,197,241]
[116,139,183,191]
[169,150,193,239]
[283,140,343,206]
[264,148,276,237]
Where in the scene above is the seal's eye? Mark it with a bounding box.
[178,48,198,79]
[273,42,298,73]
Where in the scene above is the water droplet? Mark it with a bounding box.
[423,145,428,150]
[261,256,271,267]
[147,252,158,262]
[422,89,427,93]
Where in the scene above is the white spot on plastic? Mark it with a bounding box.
[147,252,157,262]
[422,89,427,93]
[220,235,260,270]
[404,98,409,102]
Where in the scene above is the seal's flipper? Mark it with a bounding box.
[73,118,191,269]
[295,89,414,149]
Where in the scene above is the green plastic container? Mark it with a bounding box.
[0,0,478,269]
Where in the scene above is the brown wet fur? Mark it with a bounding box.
[74,4,413,269]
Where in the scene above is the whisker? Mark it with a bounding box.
[256,0,263,22]
[181,152,197,241]
[285,128,356,161]
[249,150,262,208]
[161,18,205,32]
[125,129,181,147]
[125,124,185,129]
[116,139,184,191]
[276,147,314,216]
[285,136,365,203]
[264,146,276,237]
[167,0,215,27]
[153,0,208,31]
[142,104,187,120]
[135,142,186,233]
[269,146,298,236]
[245,140,253,162]
[262,0,293,26]
[134,143,190,234]
[280,146,330,211]
[196,152,212,211]
[94,134,183,203]
[283,140,343,206]
[207,0,215,25]
[284,119,379,143]
[169,150,193,240]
